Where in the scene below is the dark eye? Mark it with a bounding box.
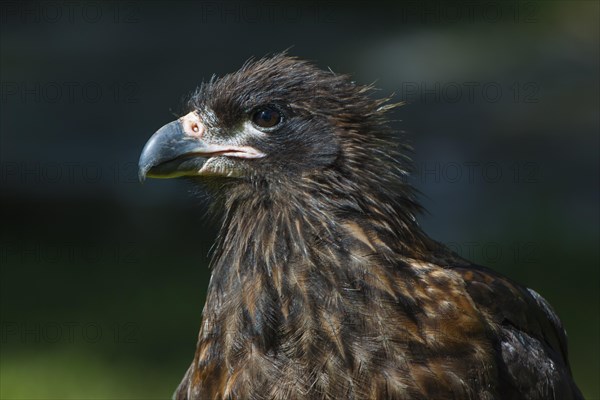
[252,107,282,129]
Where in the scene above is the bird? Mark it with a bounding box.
[138,54,583,400]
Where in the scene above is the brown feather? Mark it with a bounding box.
[141,54,583,400]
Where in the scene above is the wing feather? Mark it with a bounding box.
[452,263,583,400]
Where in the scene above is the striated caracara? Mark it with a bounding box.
[138,55,583,400]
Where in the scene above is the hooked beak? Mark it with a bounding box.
[138,112,265,182]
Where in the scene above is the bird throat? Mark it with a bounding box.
[180,187,439,398]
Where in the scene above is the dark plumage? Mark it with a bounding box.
[138,54,583,400]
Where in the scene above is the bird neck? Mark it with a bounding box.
[211,178,430,280]
[194,181,435,365]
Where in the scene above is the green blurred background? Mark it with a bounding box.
[1,1,598,399]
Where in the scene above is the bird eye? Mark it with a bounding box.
[251,107,282,129]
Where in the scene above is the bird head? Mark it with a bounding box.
[139,55,408,194]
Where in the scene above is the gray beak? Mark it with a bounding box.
[139,113,266,182]
[138,119,208,182]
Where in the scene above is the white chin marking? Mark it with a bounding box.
[199,157,240,177]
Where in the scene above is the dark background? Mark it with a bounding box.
[1,1,598,398]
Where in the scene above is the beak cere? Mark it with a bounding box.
[180,112,206,139]
[138,112,265,181]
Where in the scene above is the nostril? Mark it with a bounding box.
[181,112,205,137]
[186,121,203,137]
